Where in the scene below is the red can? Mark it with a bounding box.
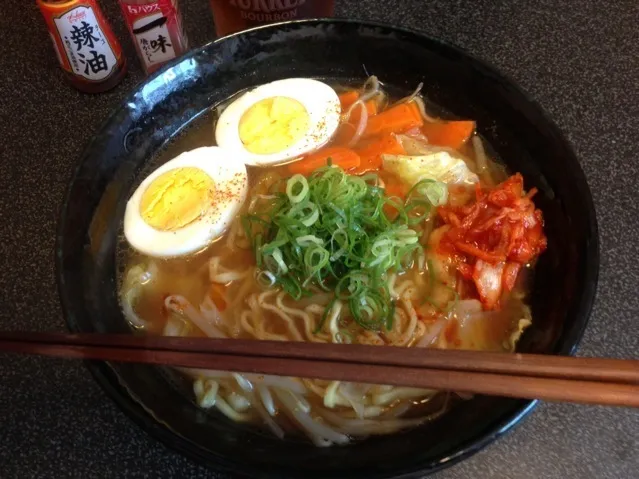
[37,0,127,93]
[119,0,189,75]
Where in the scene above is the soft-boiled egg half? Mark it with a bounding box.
[215,78,341,166]
[124,146,248,258]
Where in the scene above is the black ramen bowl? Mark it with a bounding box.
[56,19,599,479]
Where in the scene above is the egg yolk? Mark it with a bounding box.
[239,96,310,154]
[140,167,215,231]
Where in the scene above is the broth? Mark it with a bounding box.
[119,79,541,446]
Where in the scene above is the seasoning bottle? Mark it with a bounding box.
[37,0,127,93]
[209,0,336,37]
[118,0,189,75]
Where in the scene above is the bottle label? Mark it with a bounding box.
[120,0,189,73]
[228,0,307,22]
[52,5,119,81]
[133,12,177,68]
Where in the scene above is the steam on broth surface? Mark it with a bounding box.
[119,77,546,446]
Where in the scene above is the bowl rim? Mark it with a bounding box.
[55,18,600,478]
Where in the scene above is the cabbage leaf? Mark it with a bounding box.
[382,151,479,186]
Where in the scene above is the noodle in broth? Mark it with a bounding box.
[119,78,544,446]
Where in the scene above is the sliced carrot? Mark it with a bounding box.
[288,147,361,175]
[332,122,357,146]
[349,99,378,126]
[209,282,227,312]
[353,133,405,173]
[421,120,475,150]
[384,179,407,199]
[382,176,408,218]
[331,122,356,146]
[333,100,379,147]
[338,90,359,110]
[362,102,424,139]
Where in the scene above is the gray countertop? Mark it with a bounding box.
[1,0,638,477]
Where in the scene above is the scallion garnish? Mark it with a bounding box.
[243,165,445,332]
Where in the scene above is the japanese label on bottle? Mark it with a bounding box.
[53,6,118,81]
[120,0,189,74]
[133,13,176,68]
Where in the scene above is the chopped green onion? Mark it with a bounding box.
[244,165,443,332]
[296,235,324,246]
[315,297,337,333]
[286,174,310,204]
[424,182,448,206]
[256,270,276,287]
[336,328,354,343]
[303,245,330,283]
[266,248,288,275]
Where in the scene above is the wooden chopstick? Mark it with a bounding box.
[1,331,638,408]
[3,331,638,384]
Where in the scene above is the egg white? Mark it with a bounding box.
[215,78,341,166]
[124,146,248,258]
